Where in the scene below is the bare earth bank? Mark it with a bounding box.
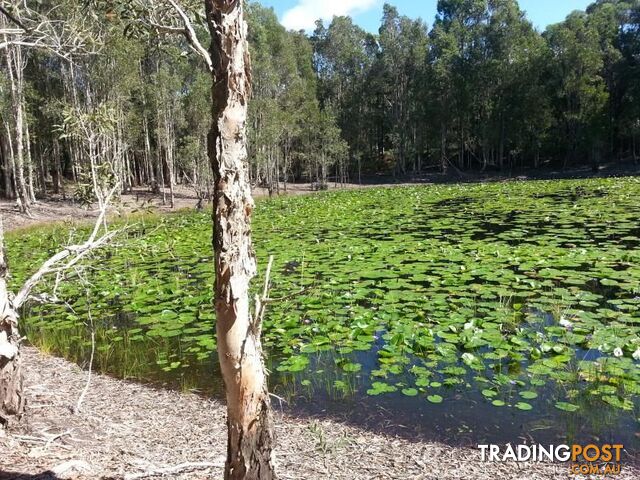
[1,347,636,479]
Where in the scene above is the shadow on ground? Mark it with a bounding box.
[0,472,61,480]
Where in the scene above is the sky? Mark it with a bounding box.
[258,0,595,33]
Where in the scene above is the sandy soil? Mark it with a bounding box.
[3,347,635,480]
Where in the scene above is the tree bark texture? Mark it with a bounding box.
[0,217,25,427]
[205,1,276,479]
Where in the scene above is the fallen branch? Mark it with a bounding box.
[253,254,274,332]
[50,460,92,477]
[124,461,224,480]
[263,286,313,304]
[73,316,94,415]
[12,185,119,309]
[44,429,73,449]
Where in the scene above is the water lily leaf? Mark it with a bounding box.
[519,391,538,399]
[555,402,579,412]
[402,388,418,397]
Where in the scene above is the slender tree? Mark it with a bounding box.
[205,1,276,477]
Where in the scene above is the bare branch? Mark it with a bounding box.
[0,4,101,60]
[253,255,274,332]
[261,254,274,300]
[147,20,184,34]
[167,0,212,72]
[143,0,212,72]
[0,28,23,35]
[0,5,28,31]
[12,184,120,309]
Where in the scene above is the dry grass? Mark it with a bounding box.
[1,347,637,479]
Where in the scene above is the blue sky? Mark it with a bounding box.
[258,0,594,33]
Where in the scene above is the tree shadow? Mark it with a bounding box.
[0,472,119,480]
[264,384,640,467]
[0,472,61,480]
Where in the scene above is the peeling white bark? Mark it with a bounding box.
[206,1,276,478]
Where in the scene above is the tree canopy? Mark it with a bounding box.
[1,0,639,207]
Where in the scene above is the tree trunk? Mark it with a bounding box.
[440,124,448,175]
[205,1,276,479]
[4,42,30,214]
[3,122,17,199]
[24,119,36,203]
[165,112,175,208]
[0,217,25,427]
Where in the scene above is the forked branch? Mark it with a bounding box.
[144,0,212,72]
[12,184,121,309]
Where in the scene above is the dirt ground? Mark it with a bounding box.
[0,183,371,233]
[3,347,635,480]
[3,160,638,233]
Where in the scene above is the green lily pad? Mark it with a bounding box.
[555,402,579,412]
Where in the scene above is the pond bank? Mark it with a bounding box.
[4,159,638,233]
[2,347,629,480]
[1,183,377,233]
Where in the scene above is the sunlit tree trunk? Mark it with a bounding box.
[0,217,25,427]
[3,122,17,199]
[24,118,36,203]
[205,1,276,478]
[163,110,175,208]
[3,40,30,214]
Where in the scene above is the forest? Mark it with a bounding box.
[1,0,639,215]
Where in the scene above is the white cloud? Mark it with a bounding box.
[281,0,378,31]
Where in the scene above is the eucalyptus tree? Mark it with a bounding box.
[1,13,31,214]
[206,1,276,475]
[247,2,330,193]
[0,0,99,211]
[129,1,277,477]
[584,0,640,160]
[427,0,487,172]
[618,0,640,161]
[482,0,551,169]
[545,11,609,166]
[311,15,376,176]
[179,66,212,205]
[375,4,429,174]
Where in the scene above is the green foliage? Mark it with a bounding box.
[3,0,640,204]
[7,177,640,421]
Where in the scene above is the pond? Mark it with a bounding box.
[7,178,640,450]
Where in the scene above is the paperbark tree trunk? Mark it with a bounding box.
[0,217,25,427]
[3,40,31,215]
[205,1,276,479]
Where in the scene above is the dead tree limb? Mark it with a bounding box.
[12,185,119,309]
[142,0,212,72]
[0,182,120,426]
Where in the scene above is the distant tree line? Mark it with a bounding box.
[313,0,640,177]
[1,0,639,212]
